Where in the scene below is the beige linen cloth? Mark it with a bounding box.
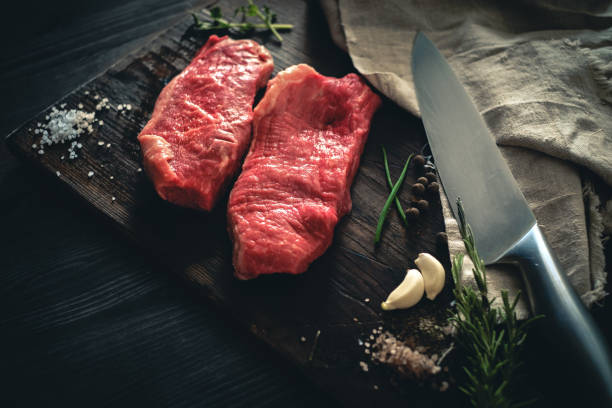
[321,0,612,317]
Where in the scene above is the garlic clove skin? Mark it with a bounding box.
[414,253,445,300]
[381,269,425,311]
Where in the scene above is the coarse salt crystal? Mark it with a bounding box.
[88,171,94,178]
[56,171,61,177]
[137,168,142,173]
[126,104,132,110]
[370,332,442,380]
[84,91,90,95]
[34,106,96,159]
[78,103,83,109]
[106,143,111,148]
[95,97,111,111]
[94,95,99,100]
[98,141,105,146]
[38,150,44,155]
[61,155,65,160]
[32,144,37,149]
[99,120,104,126]
[111,196,116,201]
[110,176,114,180]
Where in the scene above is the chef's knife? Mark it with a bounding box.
[412,32,612,402]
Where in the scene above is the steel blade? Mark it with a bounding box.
[411,32,535,264]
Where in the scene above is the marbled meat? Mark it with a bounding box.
[228,64,381,279]
[138,35,273,210]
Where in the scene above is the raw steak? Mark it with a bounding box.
[227,64,381,279]
[138,35,273,210]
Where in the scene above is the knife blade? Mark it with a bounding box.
[411,32,612,403]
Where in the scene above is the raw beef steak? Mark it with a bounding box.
[138,35,273,210]
[227,64,381,279]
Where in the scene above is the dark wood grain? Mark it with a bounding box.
[5,1,456,406]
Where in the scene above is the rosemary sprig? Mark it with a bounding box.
[192,1,293,42]
[450,199,542,408]
[382,146,408,227]
[375,153,413,245]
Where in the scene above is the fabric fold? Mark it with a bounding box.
[321,0,611,316]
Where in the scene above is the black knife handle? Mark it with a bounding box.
[505,224,612,404]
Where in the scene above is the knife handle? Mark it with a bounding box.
[505,224,612,403]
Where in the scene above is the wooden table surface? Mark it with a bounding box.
[2,1,611,407]
[1,1,337,407]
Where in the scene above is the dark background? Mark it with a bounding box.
[1,1,336,407]
[1,1,611,407]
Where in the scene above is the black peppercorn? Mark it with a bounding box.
[406,207,420,218]
[424,171,437,182]
[416,199,429,212]
[427,182,440,193]
[436,231,448,246]
[417,176,429,185]
[413,155,426,167]
[412,183,425,194]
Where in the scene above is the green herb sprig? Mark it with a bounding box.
[382,146,409,227]
[375,152,413,245]
[450,199,542,408]
[192,1,293,42]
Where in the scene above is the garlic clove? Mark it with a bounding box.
[414,253,445,300]
[381,269,424,311]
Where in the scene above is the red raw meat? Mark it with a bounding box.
[138,35,273,210]
[227,64,381,279]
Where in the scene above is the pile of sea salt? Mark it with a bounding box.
[34,105,96,160]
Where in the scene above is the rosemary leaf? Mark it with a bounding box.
[192,1,293,42]
[450,198,542,408]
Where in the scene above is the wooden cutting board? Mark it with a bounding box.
[6,1,455,405]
